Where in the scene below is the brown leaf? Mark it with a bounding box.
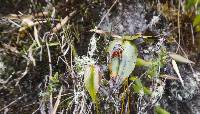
[160,74,179,80]
[169,52,195,64]
[172,59,184,87]
[90,29,122,39]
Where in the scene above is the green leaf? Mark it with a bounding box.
[195,25,200,32]
[117,41,138,81]
[84,65,100,103]
[185,0,199,10]
[129,76,138,81]
[147,61,159,78]
[143,87,152,95]
[108,40,138,84]
[193,15,200,27]
[136,58,152,67]
[132,79,152,95]
[50,72,59,83]
[133,79,143,94]
[155,106,170,114]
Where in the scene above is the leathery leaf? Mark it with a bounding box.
[107,40,123,54]
[108,40,138,84]
[109,57,120,78]
[118,40,138,81]
[84,65,100,103]
[107,40,123,78]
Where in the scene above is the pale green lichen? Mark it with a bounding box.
[0,56,6,75]
[170,75,199,101]
[151,79,165,104]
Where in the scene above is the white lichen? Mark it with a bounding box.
[148,15,160,28]
[0,57,6,75]
[87,35,97,58]
[75,56,96,75]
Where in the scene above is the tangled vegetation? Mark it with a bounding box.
[0,0,200,114]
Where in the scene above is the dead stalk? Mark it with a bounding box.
[51,86,63,114]
[52,10,77,33]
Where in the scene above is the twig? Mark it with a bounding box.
[52,10,77,33]
[46,37,53,77]
[7,19,21,28]
[51,86,63,114]
[96,0,118,28]
[86,0,119,58]
[190,23,195,45]
[90,29,121,39]
[0,94,27,111]
[175,41,197,82]
[0,75,13,84]
[15,61,30,86]
[87,0,118,59]
[176,0,181,52]
[49,93,53,114]
[34,26,42,47]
